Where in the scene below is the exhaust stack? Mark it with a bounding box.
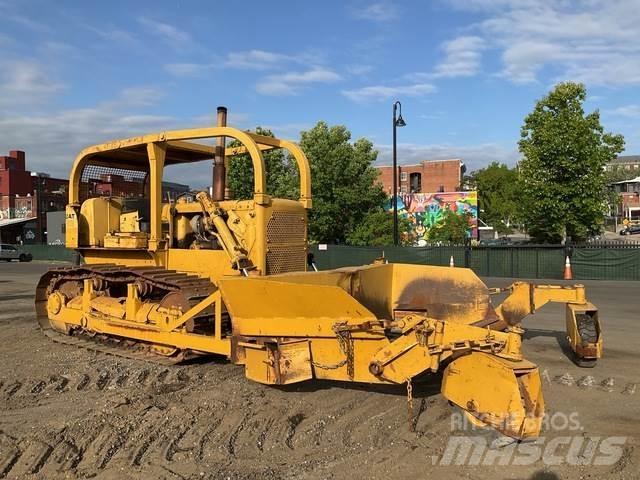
[212,106,227,201]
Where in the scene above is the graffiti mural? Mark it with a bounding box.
[386,191,478,245]
[0,196,36,220]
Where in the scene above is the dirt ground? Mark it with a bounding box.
[0,261,638,480]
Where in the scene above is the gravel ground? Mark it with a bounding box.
[0,261,638,479]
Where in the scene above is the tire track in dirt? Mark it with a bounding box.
[0,364,191,402]
[0,336,452,479]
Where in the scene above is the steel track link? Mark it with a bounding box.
[35,264,218,365]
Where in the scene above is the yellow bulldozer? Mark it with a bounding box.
[36,108,602,441]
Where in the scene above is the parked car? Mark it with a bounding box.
[0,244,33,262]
[479,237,518,246]
[620,225,640,235]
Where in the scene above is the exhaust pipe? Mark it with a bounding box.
[212,106,227,201]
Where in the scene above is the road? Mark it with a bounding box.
[0,261,638,479]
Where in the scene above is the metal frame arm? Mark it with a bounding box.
[494,282,587,326]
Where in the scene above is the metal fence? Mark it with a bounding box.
[20,244,76,262]
[15,241,640,281]
[310,241,640,281]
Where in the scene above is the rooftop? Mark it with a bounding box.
[614,176,640,184]
[376,158,462,168]
[610,155,640,164]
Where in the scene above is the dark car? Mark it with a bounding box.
[620,225,640,235]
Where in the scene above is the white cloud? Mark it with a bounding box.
[84,24,140,47]
[117,86,165,107]
[433,36,486,78]
[374,142,519,171]
[260,123,313,138]
[342,83,436,102]
[164,62,215,77]
[164,49,325,78]
[346,64,374,76]
[137,16,193,47]
[445,0,640,86]
[351,2,399,21]
[224,50,294,70]
[0,1,52,33]
[0,108,174,178]
[0,61,64,108]
[256,67,342,96]
[604,104,640,118]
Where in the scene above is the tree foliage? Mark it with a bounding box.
[466,162,518,234]
[518,82,624,243]
[299,122,387,243]
[227,127,298,200]
[226,122,388,244]
[346,208,413,246]
[426,210,472,244]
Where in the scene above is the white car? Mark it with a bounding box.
[0,244,33,262]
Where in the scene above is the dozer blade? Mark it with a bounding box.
[441,352,544,439]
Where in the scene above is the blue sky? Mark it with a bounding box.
[1,0,639,187]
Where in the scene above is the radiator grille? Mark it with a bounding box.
[266,211,306,243]
[266,210,307,275]
[266,244,307,275]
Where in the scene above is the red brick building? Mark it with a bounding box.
[0,150,32,203]
[0,150,68,242]
[1,150,191,242]
[376,159,465,195]
[611,176,640,221]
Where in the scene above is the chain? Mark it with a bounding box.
[406,377,414,432]
[310,327,354,378]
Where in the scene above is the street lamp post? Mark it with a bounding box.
[392,100,406,246]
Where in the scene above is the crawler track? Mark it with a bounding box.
[35,264,219,364]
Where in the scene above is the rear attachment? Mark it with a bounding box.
[566,303,601,367]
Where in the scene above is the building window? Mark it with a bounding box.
[400,186,407,193]
[409,172,421,193]
[400,172,407,181]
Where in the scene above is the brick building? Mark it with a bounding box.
[611,176,640,221]
[0,150,68,242]
[376,158,465,195]
[0,150,32,209]
[1,149,191,243]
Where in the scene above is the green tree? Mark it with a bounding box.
[518,82,624,243]
[426,210,472,244]
[346,208,414,246]
[466,162,519,234]
[227,127,299,200]
[299,122,387,243]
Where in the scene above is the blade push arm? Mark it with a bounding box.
[494,282,602,365]
[196,191,254,274]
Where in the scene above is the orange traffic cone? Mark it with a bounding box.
[449,255,455,268]
[563,256,573,280]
